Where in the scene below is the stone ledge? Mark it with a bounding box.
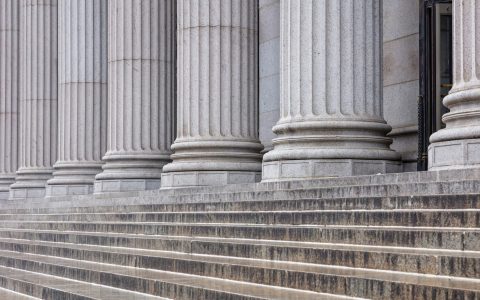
[45,184,94,197]
[161,171,261,188]
[262,159,402,181]
[94,179,161,194]
[429,138,480,170]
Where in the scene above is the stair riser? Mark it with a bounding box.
[4,195,480,215]
[0,240,478,278]
[0,223,477,250]
[0,275,91,300]
[0,257,262,300]
[3,181,480,214]
[1,211,478,228]
[0,255,478,300]
[170,181,480,204]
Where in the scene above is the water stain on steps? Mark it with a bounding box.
[0,171,478,299]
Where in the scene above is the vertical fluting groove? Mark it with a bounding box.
[175,0,259,140]
[10,0,58,198]
[47,0,107,194]
[162,0,262,184]
[264,0,398,171]
[279,0,383,120]
[96,0,176,187]
[0,0,19,197]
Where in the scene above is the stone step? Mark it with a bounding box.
[172,168,480,194]
[3,179,480,213]
[0,265,167,300]
[1,209,478,228]
[0,248,477,299]
[0,236,478,278]
[3,194,480,216]
[0,221,478,250]
[0,250,350,300]
[0,287,39,300]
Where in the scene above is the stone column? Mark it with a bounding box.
[262,0,400,181]
[94,0,176,193]
[10,0,58,199]
[428,0,480,170]
[161,0,263,188]
[45,0,107,196]
[0,0,19,200]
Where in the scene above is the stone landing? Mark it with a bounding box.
[0,169,479,299]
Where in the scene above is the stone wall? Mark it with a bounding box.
[383,0,420,172]
[259,0,280,153]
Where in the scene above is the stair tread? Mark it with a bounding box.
[1,220,478,231]
[0,250,353,300]
[0,287,39,300]
[2,208,480,216]
[0,246,479,293]
[0,233,479,259]
[4,179,480,212]
[0,265,168,300]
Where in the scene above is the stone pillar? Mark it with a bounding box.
[161,0,263,188]
[428,0,480,170]
[0,0,19,200]
[262,0,400,181]
[10,0,58,199]
[45,0,107,196]
[94,0,175,193]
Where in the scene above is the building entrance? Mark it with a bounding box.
[419,0,453,170]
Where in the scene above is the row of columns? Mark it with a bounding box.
[0,0,477,200]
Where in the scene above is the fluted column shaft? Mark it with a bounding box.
[161,0,263,188]
[10,0,58,199]
[429,0,480,170]
[45,0,107,196]
[0,0,19,200]
[262,0,399,181]
[94,0,175,193]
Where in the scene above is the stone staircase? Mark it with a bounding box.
[0,170,479,299]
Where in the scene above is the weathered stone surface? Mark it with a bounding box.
[262,0,401,181]
[0,0,19,200]
[0,169,480,298]
[46,0,108,197]
[161,0,264,188]
[95,0,176,193]
[9,0,58,200]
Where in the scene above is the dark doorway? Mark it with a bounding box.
[418,0,453,171]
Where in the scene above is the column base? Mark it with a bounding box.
[94,179,161,194]
[0,175,15,200]
[161,171,261,189]
[262,159,401,182]
[45,162,103,197]
[8,168,52,200]
[9,186,46,200]
[428,138,480,170]
[0,191,9,201]
[46,184,94,197]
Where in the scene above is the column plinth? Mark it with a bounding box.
[262,0,400,181]
[9,0,58,199]
[94,0,176,193]
[0,0,19,200]
[161,0,263,188]
[428,0,480,170]
[46,0,107,197]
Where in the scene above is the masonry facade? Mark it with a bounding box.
[0,0,477,199]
